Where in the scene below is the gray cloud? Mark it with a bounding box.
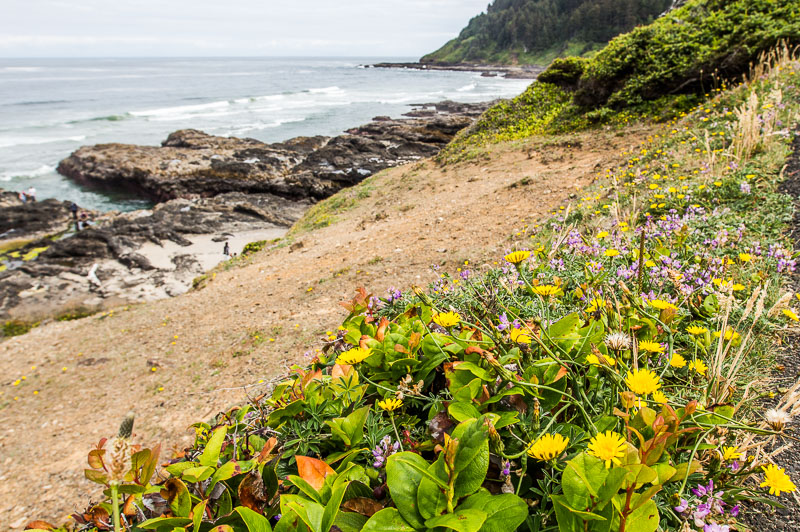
[0,0,488,57]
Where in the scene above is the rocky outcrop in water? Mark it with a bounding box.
[3,101,489,324]
[57,101,490,202]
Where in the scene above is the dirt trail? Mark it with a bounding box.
[0,126,649,529]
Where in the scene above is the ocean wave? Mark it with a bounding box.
[0,164,56,181]
[308,86,343,94]
[0,66,42,73]
[0,135,86,149]
[130,100,231,119]
[456,82,477,92]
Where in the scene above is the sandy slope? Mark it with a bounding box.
[0,126,649,529]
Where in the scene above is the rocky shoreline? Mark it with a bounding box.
[0,101,490,324]
[367,62,543,79]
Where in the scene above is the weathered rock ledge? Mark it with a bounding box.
[1,101,489,323]
[367,62,543,79]
[57,101,490,203]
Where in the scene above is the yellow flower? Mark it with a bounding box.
[509,328,532,344]
[604,249,620,257]
[739,253,752,263]
[532,284,560,297]
[587,431,628,468]
[638,340,664,353]
[504,250,531,264]
[432,311,461,328]
[377,397,403,412]
[336,347,372,365]
[586,353,616,367]
[689,359,708,376]
[686,325,708,335]
[597,231,609,239]
[783,309,799,322]
[670,353,687,368]
[713,329,740,341]
[625,368,661,395]
[649,299,677,311]
[760,464,797,496]
[586,298,607,313]
[527,433,570,461]
[652,390,668,404]
[721,446,741,461]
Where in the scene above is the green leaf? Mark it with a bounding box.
[385,452,428,529]
[207,461,241,495]
[234,507,273,532]
[551,495,583,532]
[623,464,657,489]
[138,517,192,529]
[424,509,487,532]
[613,498,659,532]
[181,465,215,483]
[416,454,449,519]
[192,500,207,532]
[361,508,416,532]
[448,401,481,422]
[650,463,677,486]
[199,426,228,467]
[334,511,369,532]
[450,418,490,498]
[162,478,192,518]
[326,406,370,447]
[458,490,528,532]
[562,453,608,510]
[321,478,348,532]
[287,475,323,504]
[285,496,325,532]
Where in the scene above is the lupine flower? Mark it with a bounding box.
[372,435,401,468]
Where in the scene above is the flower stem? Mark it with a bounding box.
[110,482,121,532]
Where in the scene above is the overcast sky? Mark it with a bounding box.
[0,0,489,57]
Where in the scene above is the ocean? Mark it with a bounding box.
[0,57,530,212]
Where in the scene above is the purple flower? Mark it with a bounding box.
[693,503,711,527]
[501,460,511,476]
[674,498,689,513]
[730,504,740,517]
[372,436,400,468]
[693,479,714,497]
[386,287,402,303]
[703,524,730,532]
[740,182,751,194]
[497,313,511,331]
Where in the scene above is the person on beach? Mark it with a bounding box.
[18,191,26,203]
[223,242,230,256]
[26,187,36,202]
[70,202,78,219]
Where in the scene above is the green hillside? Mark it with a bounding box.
[421,0,672,66]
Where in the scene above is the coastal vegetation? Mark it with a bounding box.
[442,0,800,162]
[17,0,800,530]
[29,40,800,532]
[421,0,671,66]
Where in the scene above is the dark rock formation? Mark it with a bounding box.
[57,102,490,203]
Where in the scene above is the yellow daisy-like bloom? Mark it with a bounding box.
[689,359,708,376]
[527,433,569,462]
[509,328,532,344]
[432,311,461,328]
[336,347,372,365]
[377,397,403,412]
[604,249,620,257]
[532,284,560,297]
[586,298,607,313]
[638,340,664,353]
[739,253,752,263]
[587,431,628,468]
[649,299,677,311]
[670,352,687,368]
[686,325,708,335]
[721,446,741,461]
[760,464,797,496]
[625,368,661,395]
[652,390,668,404]
[586,353,616,367]
[783,309,799,322]
[504,250,531,265]
[714,329,740,341]
[597,231,609,239]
